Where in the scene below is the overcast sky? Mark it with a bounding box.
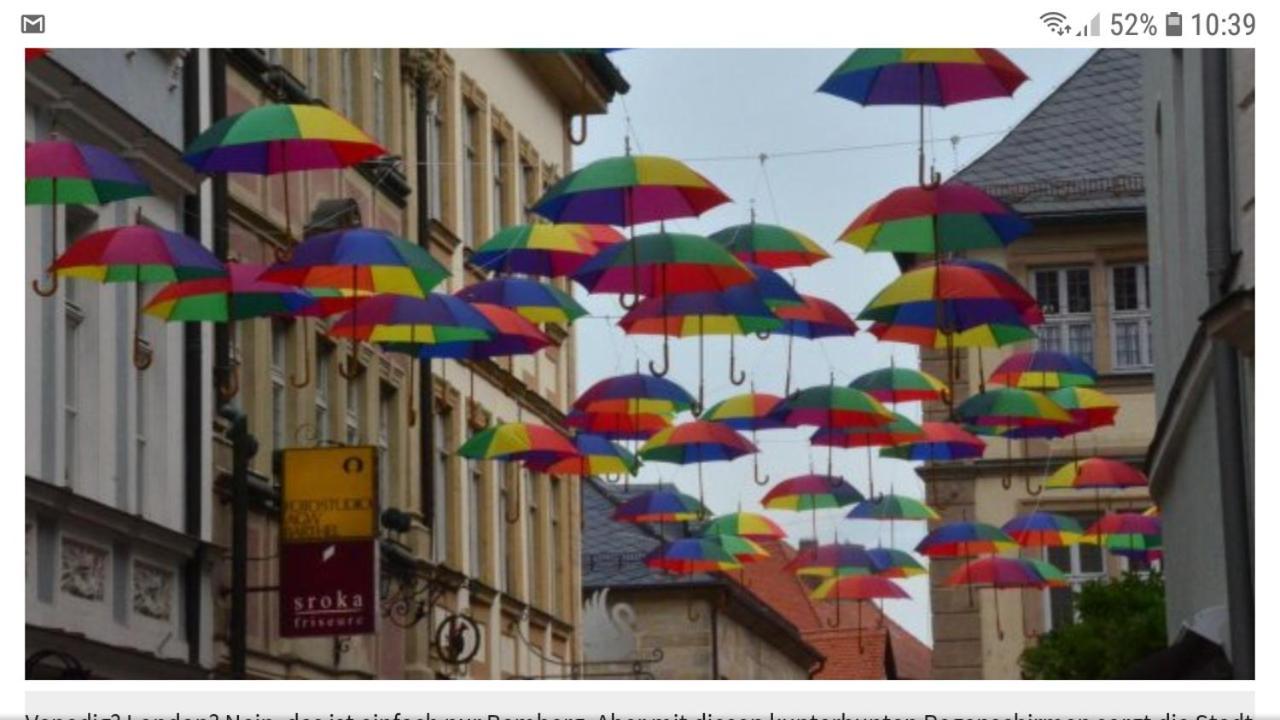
[571,49,1094,643]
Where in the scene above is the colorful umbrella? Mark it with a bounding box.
[867,548,927,579]
[455,421,577,464]
[638,421,757,512]
[879,421,986,461]
[701,512,787,542]
[838,181,1030,254]
[846,494,940,521]
[810,413,924,498]
[945,555,1051,639]
[849,366,948,404]
[455,277,587,325]
[378,303,550,360]
[531,154,730,226]
[859,261,1043,330]
[1047,386,1120,431]
[1081,514,1162,558]
[470,223,623,277]
[867,318,1038,349]
[327,294,494,344]
[808,574,910,646]
[1046,458,1148,490]
[772,295,860,394]
[612,488,708,524]
[1000,512,1084,547]
[915,522,1017,557]
[644,538,742,575]
[565,408,672,441]
[989,350,1098,389]
[708,219,829,269]
[762,474,864,540]
[27,140,152,296]
[49,225,225,369]
[778,385,894,430]
[573,372,697,415]
[1025,558,1070,587]
[701,390,787,486]
[787,542,878,578]
[525,433,638,477]
[959,387,1072,493]
[715,535,770,563]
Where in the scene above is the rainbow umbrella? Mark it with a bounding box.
[916,522,1017,557]
[1026,558,1070,588]
[455,277,587,325]
[644,538,741,575]
[1001,512,1084,548]
[701,390,787,486]
[183,104,385,254]
[778,385,893,430]
[1143,506,1160,518]
[1048,387,1120,431]
[470,223,623,277]
[28,140,152,296]
[612,488,707,524]
[809,574,910,646]
[1046,458,1148,490]
[879,421,986,461]
[850,366,948,404]
[456,422,577,465]
[532,154,730,226]
[989,350,1098,390]
[565,408,672,441]
[525,433,638,477]
[787,542,878,578]
[945,555,1052,639]
[859,261,1043,330]
[771,295,860,394]
[327,294,494,344]
[701,512,786,541]
[49,225,225,369]
[839,181,1030,254]
[639,421,757,512]
[846,494,939,521]
[762,474,864,540]
[810,413,923,498]
[574,372,696,416]
[867,548,927,579]
[715,535,770,563]
[959,388,1072,493]
[868,318,1038,349]
[1081,513,1162,555]
[708,219,829,269]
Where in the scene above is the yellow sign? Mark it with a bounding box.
[280,446,378,542]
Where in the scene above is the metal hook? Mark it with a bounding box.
[567,114,588,146]
[647,337,670,377]
[32,274,59,297]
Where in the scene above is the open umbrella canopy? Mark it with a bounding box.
[810,413,924,449]
[868,548,927,578]
[327,294,495,343]
[772,294,860,339]
[810,574,910,602]
[1025,559,1070,587]
[572,231,756,297]
[525,433,638,476]
[701,512,787,541]
[1001,512,1085,547]
[456,422,577,463]
[619,287,782,337]
[944,556,1047,588]
[818,48,1028,106]
[532,154,730,225]
[868,318,1039,349]
[51,225,225,283]
[778,385,894,429]
[915,522,1017,557]
[839,181,1031,254]
[708,222,829,269]
[644,537,742,575]
[470,223,623,277]
[846,494,940,521]
[860,263,1044,343]
[565,409,672,441]
[701,392,788,431]
[1046,458,1149,490]
[761,474,864,511]
[879,421,986,461]
[716,535,770,562]
[261,227,448,298]
[957,387,1073,429]
[144,262,314,321]
[989,350,1098,389]
[740,263,806,308]
[183,103,385,174]
[786,542,878,578]
[849,367,948,404]
[27,140,152,204]
[1082,513,1162,542]
[638,421,757,464]
[612,489,708,523]
[573,373,697,415]
[455,277,587,325]
[1047,386,1121,431]
[378,303,550,359]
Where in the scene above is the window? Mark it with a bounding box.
[64,288,82,484]
[468,459,485,578]
[1111,264,1153,371]
[525,471,540,604]
[377,383,394,504]
[135,337,146,489]
[432,405,452,564]
[462,102,480,246]
[1033,267,1094,366]
[549,477,563,616]
[270,320,289,457]
[345,369,363,446]
[498,465,516,593]
[315,343,332,444]
[340,49,355,120]
[426,94,444,220]
[519,157,538,222]
[304,49,320,95]
[491,132,508,234]
[1043,512,1106,630]
[372,49,388,144]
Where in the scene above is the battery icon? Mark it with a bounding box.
[1166,12,1183,36]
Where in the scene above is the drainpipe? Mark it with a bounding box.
[181,47,204,670]
[709,592,720,679]
[415,55,436,526]
[1202,48,1253,679]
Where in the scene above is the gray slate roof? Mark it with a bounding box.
[581,479,711,589]
[954,49,1145,217]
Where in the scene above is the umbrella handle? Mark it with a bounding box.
[1024,475,1043,496]
[273,243,295,263]
[824,612,840,629]
[686,599,702,622]
[133,336,153,371]
[647,338,670,377]
[219,363,241,401]
[1001,473,1013,490]
[752,460,771,487]
[728,336,747,386]
[32,274,59,297]
[620,292,640,310]
[568,114,588,146]
[753,330,771,341]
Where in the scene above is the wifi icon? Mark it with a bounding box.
[1041,11,1071,34]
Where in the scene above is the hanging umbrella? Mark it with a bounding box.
[1025,558,1070,588]
[838,181,1030,254]
[638,420,757,513]
[574,372,697,416]
[701,390,787,486]
[612,488,708,524]
[708,220,829,269]
[859,261,1043,331]
[778,385,894,430]
[1046,458,1148,490]
[327,294,494,344]
[470,223,623,277]
[644,537,742,575]
[532,154,730,226]
[867,317,1038,349]
[846,494,939,521]
[1082,513,1161,544]
[958,387,1073,493]
[771,295,860,394]
[27,140,152,296]
[455,277,587,325]
[916,522,1017,557]
[1047,386,1121,431]
[944,555,1048,639]
[867,547,927,579]
[715,535,771,563]
[565,408,672,441]
[701,512,786,541]
[525,433,639,477]
[456,421,577,465]
[49,225,225,369]
[762,474,864,541]
[880,421,986,461]
[1000,512,1085,548]
[850,366,948,404]
[183,103,386,256]
[786,542,878,579]
[810,413,923,498]
[379,303,549,360]
[989,350,1098,389]
[809,574,910,647]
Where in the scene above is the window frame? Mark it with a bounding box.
[315,341,333,444]
[1042,512,1107,630]
[371,49,388,145]
[1032,266,1095,366]
[432,403,453,565]
[270,319,289,458]
[339,49,356,121]
[1109,263,1154,372]
[461,99,481,247]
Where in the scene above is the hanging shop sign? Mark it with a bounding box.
[280,446,378,542]
[280,539,377,637]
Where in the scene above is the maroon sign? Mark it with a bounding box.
[279,540,377,638]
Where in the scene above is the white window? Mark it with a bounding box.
[462,103,479,246]
[305,49,320,96]
[549,477,563,615]
[1043,512,1107,630]
[468,459,485,578]
[498,465,514,593]
[345,369,363,446]
[61,207,97,486]
[1033,267,1094,366]
[425,94,444,220]
[372,49,388,144]
[377,384,393,504]
[270,320,288,456]
[520,159,537,222]
[315,344,332,444]
[340,49,355,120]
[1110,263,1153,371]
[136,342,147,490]
[525,470,539,603]
[63,289,83,485]
[432,406,451,564]
[491,133,507,234]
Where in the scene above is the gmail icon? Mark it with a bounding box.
[22,14,45,33]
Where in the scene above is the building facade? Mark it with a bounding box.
[920,49,1156,680]
[1142,48,1254,678]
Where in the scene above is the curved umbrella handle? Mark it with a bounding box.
[273,243,295,263]
[686,599,702,623]
[728,336,747,386]
[133,337,153,371]
[753,330,771,341]
[1024,475,1043,496]
[647,337,670,377]
[567,114,588,146]
[32,274,59,297]
[1001,474,1013,490]
[619,292,640,310]
[219,363,241,401]
[824,613,840,629]
[339,357,360,380]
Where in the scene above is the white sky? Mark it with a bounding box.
[571,49,1094,644]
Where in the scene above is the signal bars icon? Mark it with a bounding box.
[1040,11,1101,36]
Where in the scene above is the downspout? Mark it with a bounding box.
[181,48,204,670]
[709,593,720,680]
[1202,48,1253,679]
[415,55,436,527]
[210,51,230,399]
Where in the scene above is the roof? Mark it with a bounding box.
[738,540,933,680]
[581,481,710,589]
[954,49,1145,218]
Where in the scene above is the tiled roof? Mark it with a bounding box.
[581,480,710,588]
[954,49,1145,217]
